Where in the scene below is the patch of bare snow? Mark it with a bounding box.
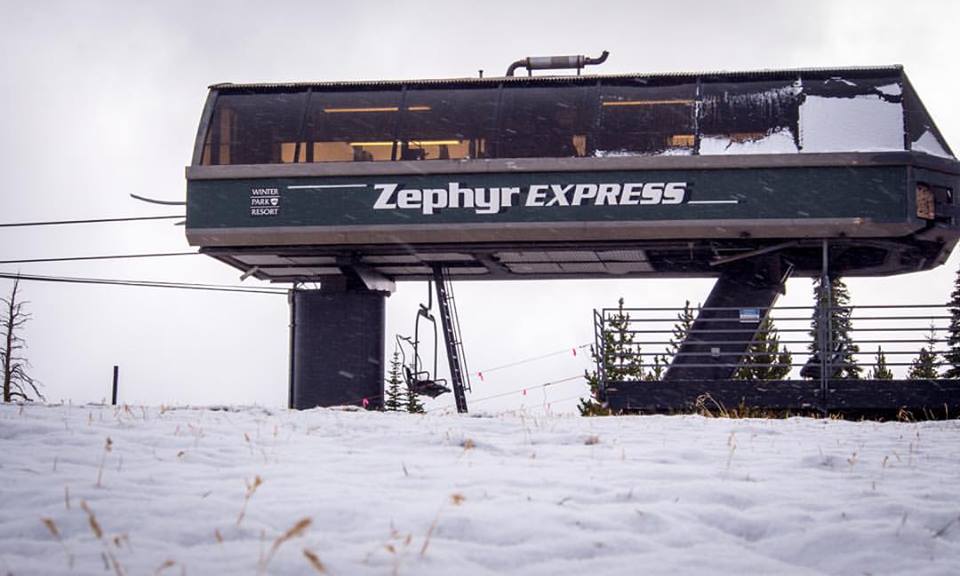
[0,404,958,575]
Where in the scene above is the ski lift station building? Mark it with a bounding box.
[185,61,960,411]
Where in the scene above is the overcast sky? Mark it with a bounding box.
[1,0,958,413]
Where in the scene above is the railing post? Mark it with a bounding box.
[593,309,606,400]
[819,240,831,412]
[111,365,119,406]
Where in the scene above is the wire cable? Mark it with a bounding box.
[0,215,184,228]
[427,374,585,413]
[477,343,590,377]
[0,271,287,295]
[0,252,198,265]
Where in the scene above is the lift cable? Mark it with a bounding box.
[426,374,585,413]
[476,343,591,379]
[0,215,185,228]
[0,271,287,295]
[0,252,199,265]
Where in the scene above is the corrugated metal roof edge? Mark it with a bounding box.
[209,65,904,91]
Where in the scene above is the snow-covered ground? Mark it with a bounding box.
[1,404,958,575]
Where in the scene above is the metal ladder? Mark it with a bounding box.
[433,267,471,413]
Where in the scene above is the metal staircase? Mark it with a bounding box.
[432,267,471,413]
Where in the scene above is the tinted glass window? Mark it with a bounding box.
[497,85,596,158]
[594,81,696,157]
[700,80,801,154]
[397,87,499,160]
[798,75,904,153]
[903,82,952,158]
[300,90,403,162]
[202,91,308,165]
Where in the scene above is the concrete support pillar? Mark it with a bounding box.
[289,285,386,409]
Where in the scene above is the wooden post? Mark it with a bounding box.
[111,365,119,406]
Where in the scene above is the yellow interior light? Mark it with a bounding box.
[407,140,462,146]
[349,141,398,147]
[324,106,399,113]
[322,105,432,113]
[602,99,694,107]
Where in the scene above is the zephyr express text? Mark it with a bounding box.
[372,182,688,215]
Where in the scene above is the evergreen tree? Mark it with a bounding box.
[404,381,425,414]
[734,317,792,380]
[643,355,667,382]
[638,300,694,384]
[943,265,960,378]
[580,298,644,416]
[666,300,695,359]
[907,326,940,380]
[384,349,404,411]
[869,346,894,380]
[807,276,861,379]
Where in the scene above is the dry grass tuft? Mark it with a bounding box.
[96,437,113,488]
[236,475,264,527]
[257,517,313,574]
[42,517,75,568]
[81,500,103,539]
[42,517,61,539]
[303,549,327,573]
[897,407,916,422]
[421,492,467,558]
[460,438,475,450]
[80,500,124,575]
[153,559,177,575]
[584,435,600,445]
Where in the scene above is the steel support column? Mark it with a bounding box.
[664,256,791,381]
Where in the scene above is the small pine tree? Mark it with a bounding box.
[734,317,792,380]
[666,300,695,359]
[943,265,960,378]
[807,275,861,379]
[868,347,894,380]
[384,349,404,412]
[907,326,940,380]
[405,382,425,414]
[643,355,667,382]
[580,298,644,416]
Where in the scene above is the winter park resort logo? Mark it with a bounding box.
[250,187,281,216]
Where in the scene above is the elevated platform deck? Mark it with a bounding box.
[604,378,960,419]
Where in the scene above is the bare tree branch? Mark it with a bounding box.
[2,276,42,402]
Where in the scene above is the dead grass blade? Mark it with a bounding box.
[258,517,312,574]
[81,500,103,539]
[303,548,327,573]
[237,475,264,526]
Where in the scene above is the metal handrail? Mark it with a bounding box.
[592,300,958,392]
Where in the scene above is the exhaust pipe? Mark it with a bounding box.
[505,51,609,77]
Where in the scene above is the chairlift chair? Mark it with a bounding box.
[395,283,452,398]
